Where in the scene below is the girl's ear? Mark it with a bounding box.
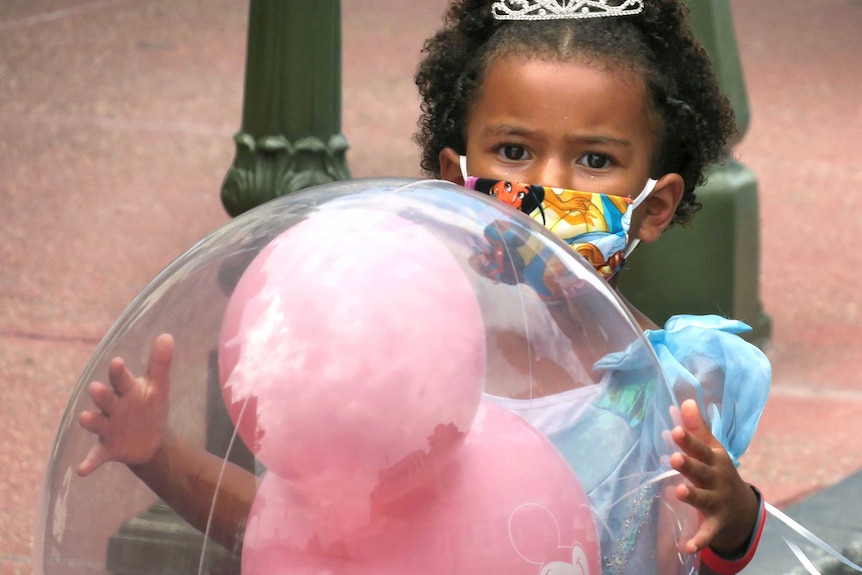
[439,147,465,185]
[636,173,684,243]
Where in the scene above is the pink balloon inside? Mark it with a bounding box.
[218,208,487,486]
[241,401,601,575]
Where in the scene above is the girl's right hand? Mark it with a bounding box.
[76,333,174,476]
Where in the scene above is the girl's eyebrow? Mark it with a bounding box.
[480,123,632,148]
[576,135,633,148]
[479,123,536,138]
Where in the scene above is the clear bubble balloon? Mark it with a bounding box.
[36,178,693,575]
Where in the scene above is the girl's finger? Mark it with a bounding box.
[674,481,717,512]
[670,449,714,487]
[672,427,716,467]
[146,333,174,387]
[679,399,721,448]
[77,445,107,477]
[685,520,720,555]
[78,410,109,435]
[108,357,136,397]
[87,381,116,414]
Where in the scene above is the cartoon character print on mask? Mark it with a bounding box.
[468,178,546,216]
[476,219,528,285]
[541,186,632,278]
[465,175,634,280]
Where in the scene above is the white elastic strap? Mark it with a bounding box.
[459,155,468,181]
[623,238,641,259]
[785,539,824,575]
[631,178,658,209]
[766,501,862,574]
[622,178,659,259]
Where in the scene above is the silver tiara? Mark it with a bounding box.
[492,0,644,20]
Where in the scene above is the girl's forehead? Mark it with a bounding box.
[469,54,655,141]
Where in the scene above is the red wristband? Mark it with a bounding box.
[700,485,766,575]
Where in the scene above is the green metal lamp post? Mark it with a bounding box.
[220,0,351,217]
[617,0,772,347]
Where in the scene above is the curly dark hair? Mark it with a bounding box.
[414,0,737,226]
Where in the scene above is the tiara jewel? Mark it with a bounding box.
[492,0,644,20]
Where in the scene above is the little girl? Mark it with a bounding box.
[413,0,770,573]
[77,1,771,574]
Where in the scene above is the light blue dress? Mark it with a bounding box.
[548,315,771,575]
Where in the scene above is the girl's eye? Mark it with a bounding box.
[579,153,612,170]
[499,145,530,161]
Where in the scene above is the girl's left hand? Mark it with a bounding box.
[670,399,759,556]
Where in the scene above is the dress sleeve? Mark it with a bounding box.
[644,314,771,465]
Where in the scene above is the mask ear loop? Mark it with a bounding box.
[622,178,658,259]
[459,155,468,181]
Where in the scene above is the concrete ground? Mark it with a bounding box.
[1,0,861,574]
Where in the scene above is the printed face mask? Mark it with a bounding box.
[460,156,657,280]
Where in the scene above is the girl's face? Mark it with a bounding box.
[459,54,659,199]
